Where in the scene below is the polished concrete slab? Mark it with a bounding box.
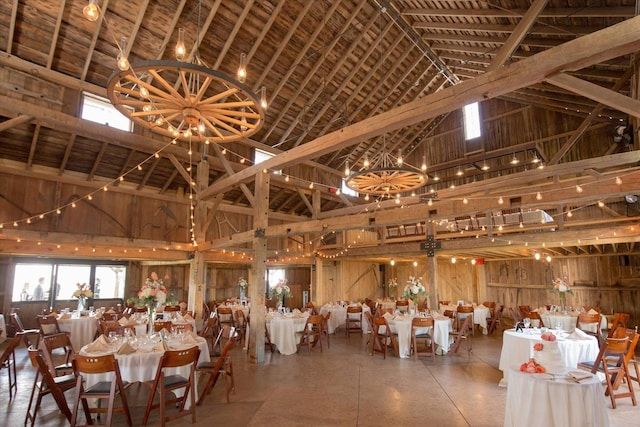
[1,330,638,426]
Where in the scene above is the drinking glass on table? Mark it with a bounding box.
[523,317,531,329]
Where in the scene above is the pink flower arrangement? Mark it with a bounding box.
[138,271,168,306]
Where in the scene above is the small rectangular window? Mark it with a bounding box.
[81,92,132,132]
[463,102,481,140]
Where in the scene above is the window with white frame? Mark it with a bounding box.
[81,92,132,132]
[463,102,481,140]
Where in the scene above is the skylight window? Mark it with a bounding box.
[81,92,132,132]
[463,102,481,140]
[254,148,281,174]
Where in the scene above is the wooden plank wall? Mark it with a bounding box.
[485,256,640,327]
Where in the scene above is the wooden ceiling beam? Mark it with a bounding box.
[487,0,549,71]
[403,7,634,18]
[200,16,640,200]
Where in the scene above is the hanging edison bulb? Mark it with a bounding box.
[175,28,187,61]
[83,0,100,21]
[397,149,403,166]
[344,161,350,176]
[116,37,129,71]
[240,107,248,131]
[421,155,427,171]
[237,53,247,83]
[260,86,267,110]
[363,155,370,168]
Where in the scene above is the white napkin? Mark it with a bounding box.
[587,309,599,315]
[117,342,136,355]
[570,328,590,340]
[153,341,167,352]
[85,335,111,353]
[181,332,199,346]
[568,371,593,383]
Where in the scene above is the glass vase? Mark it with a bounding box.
[77,297,87,311]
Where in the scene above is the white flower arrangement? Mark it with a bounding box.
[269,278,291,298]
[138,271,168,306]
[237,277,249,290]
[403,276,427,303]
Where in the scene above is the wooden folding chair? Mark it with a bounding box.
[577,312,602,344]
[371,316,399,359]
[321,311,331,348]
[395,300,409,313]
[142,346,201,426]
[487,304,504,335]
[345,306,363,338]
[25,346,75,426]
[37,315,62,336]
[297,314,324,354]
[41,332,76,377]
[0,333,23,399]
[197,328,237,406]
[71,353,133,426]
[10,312,41,347]
[411,317,435,361]
[449,315,473,355]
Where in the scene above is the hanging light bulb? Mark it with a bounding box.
[421,155,427,172]
[237,53,247,83]
[139,86,149,98]
[83,0,100,21]
[397,150,403,166]
[451,257,457,264]
[363,155,370,168]
[531,152,540,163]
[510,153,520,165]
[175,28,187,61]
[534,251,541,260]
[481,161,490,171]
[498,196,504,204]
[615,176,622,185]
[536,192,542,200]
[116,37,129,70]
[545,254,552,262]
[260,86,267,110]
[240,107,248,131]
[456,167,464,176]
[344,161,350,176]
[576,184,583,193]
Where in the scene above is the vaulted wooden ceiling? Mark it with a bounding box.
[0,0,639,260]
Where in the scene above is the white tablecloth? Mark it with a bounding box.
[0,314,6,344]
[319,305,372,334]
[386,315,452,358]
[266,314,309,355]
[59,316,99,351]
[504,370,609,427]
[498,329,600,386]
[540,312,607,333]
[80,336,210,408]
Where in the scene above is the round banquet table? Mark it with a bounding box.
[58,316,99,351]
[79,336,210,409]
[504,370,609,427]
[386,314,452,358]
[266,313,309,355]
[498,329,600,386]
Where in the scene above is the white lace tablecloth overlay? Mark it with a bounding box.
[58,316,99,351]
[266,313,309,355]
[79,336,210,409]
[498,329,600,386]
[504,370,609,427]
[386,315,452,358]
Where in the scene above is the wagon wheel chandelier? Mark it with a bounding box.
[343,7,427,197]
[84,0,266,143]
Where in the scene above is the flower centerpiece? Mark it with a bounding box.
[72,283,93,311]
[387,277,398,297]
[403,276,428,305]
[237,277,249,299]
[551,276,573,310]
[269,278,291,306]
[138,272,168,315]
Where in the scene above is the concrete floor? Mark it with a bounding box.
[1,330,638,426]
